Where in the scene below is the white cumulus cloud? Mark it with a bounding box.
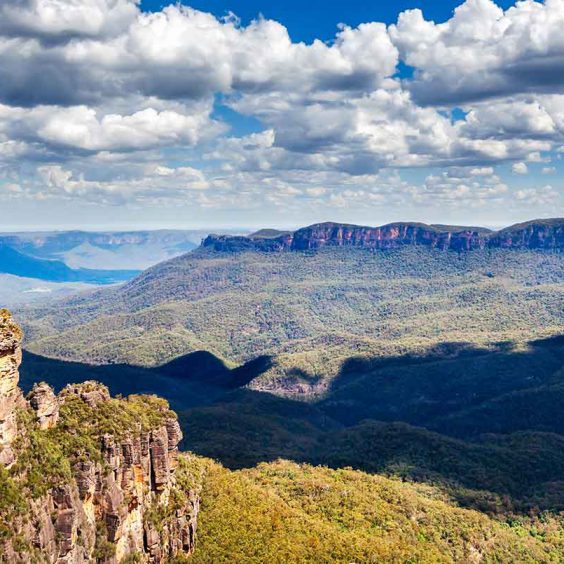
[0,0,563,218]
[512,162,528,175]
[390,0,564,105]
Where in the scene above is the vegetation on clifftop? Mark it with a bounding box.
[0,386,177,542]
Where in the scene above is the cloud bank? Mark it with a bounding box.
[0,0,562,222]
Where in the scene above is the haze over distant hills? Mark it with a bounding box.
[0,228,238,306]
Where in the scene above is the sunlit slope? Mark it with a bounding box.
[22,246,563,377]
[182,456,564,563]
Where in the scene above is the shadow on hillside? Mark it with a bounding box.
[153,350,274,389]
[21,351,223,412]
[20,348,274,412]
[20,335,564,514]
[320,335,564,432]
[321,339,507,394]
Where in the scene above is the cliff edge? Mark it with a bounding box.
[202,218,564,253]
[0,309,199,563]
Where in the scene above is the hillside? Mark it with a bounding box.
[187,457,564,563]
[20,220,564,383]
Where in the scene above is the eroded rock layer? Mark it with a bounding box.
[0,308,25,466]
[0,310,199,563]
[202,219,564,253]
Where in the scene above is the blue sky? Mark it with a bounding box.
[0,0,562,230]
[141,0,516,43]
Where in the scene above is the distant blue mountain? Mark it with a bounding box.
[0,243,139,283]
[0,229,243,301]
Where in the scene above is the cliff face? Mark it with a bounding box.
[202,219,564,253]
[289,223,488,251]
[0,309,25,467]
[488,220,564,250]
[0,310,198,563]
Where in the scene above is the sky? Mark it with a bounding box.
[0,0,563,230]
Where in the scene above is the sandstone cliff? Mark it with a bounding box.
[0,309,26,467]
[202,218,564,253]
[0,310,199,563]
[487,218,564,250]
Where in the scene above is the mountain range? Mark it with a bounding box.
[204,218,564,252]
[20,218,563,373]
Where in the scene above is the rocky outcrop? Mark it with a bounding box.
[202,218,564,253]
[28,382,60,429]
[63,381,111,407]
[0,309,25,467]
[49,390,195,563]
[0,311,199,563]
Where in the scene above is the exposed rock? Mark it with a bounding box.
[150,426,171,492]
[488,219,564,250]
[0,313,199,562]
[51,484,91,561]
[0,309,25,466]
[61,380,111,407]
[165,417,183,450]
[74,460,97,500]
[202,218,564,253]
[28,382,60,429]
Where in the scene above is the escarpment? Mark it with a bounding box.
[487,219,564,250]
[289,222,489,251]
[0,310,199,563]
[202,218,564,253]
